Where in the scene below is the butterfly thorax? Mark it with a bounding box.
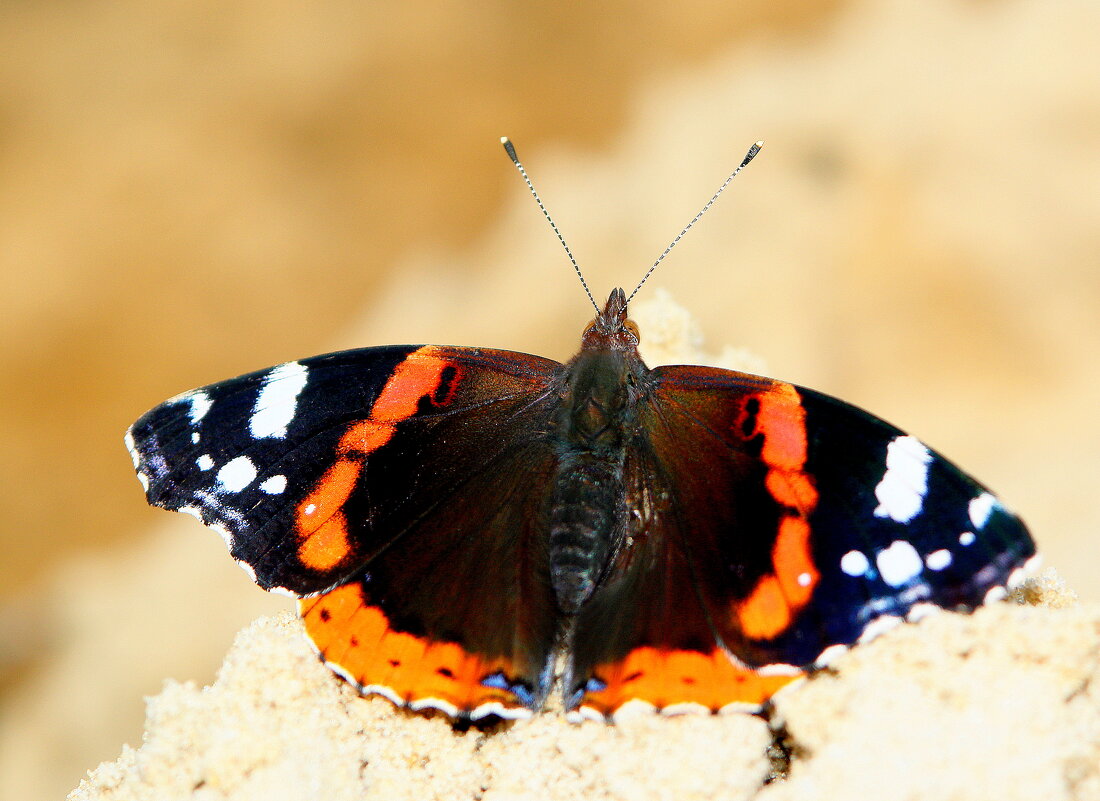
[548,289,649,614]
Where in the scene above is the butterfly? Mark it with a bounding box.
[126,139,1038,722]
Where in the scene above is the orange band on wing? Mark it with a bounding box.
[733,385,820,639]
[336,347,455,455]
[297,511,351,571]
[300,582,530,717]
[772,517,816,603]
[370,347,456,424]
[756,384,818,509]
[295,459,362,571]
[294,347,460,573]
[578,646,803,717]
[298,459,361,534]
[338,420,395,455]
[737,575,790,639]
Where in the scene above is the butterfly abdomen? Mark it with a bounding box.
[548,451,626,614]
[547,347,641,615]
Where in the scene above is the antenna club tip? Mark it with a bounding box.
[500,136,510,145]
[740,140,764,168]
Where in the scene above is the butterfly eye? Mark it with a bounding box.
[624,320,640,342]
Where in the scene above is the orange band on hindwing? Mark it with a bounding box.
[578,646,803,717]
[734,384,820,639]
[300,582,531,717]
[294,347,459,572]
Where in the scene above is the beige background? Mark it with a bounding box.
[1,0,1097,799]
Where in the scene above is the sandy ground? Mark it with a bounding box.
[3,0,1099,798]
[68,573,1095,801]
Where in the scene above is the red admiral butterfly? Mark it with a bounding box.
[126,139,1037,722]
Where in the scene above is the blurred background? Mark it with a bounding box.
[2,0,1097,798]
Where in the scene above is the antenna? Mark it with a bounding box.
[626,140,764,304]
[501,137,599,313]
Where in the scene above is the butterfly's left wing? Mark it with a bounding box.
[127,345,566,719]
[567,365,1038,719]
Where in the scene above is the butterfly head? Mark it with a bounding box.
[581,288,640,352]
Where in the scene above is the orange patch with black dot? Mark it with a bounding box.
[368,346,459,425]
[299,582,531,716]
[578,646,803,716]
[294,459,362,571]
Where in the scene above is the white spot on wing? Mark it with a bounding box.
[814,644,850,667]
[196,454,214,471]
[718,700,766,714]
[260,474,287,494]
[873,435,932,523]
[757,663,802,677]
[186,391,213,424]
[840,550,871,577]
[409,697,460,718]
[660,702,709,716]
[124,431,140,468]
[236,560,259,584]
[925,548,952,571]
[362,683,405,707]
[124,432,152,491]
[959,531,976,546]
[969,492,998,529]
[876,540,924,587]
[906,603,940,622]
[191,432,200,444]
[318,657,352,684]
[191,489,247,529]
[209,522,235,550]
[612,698,657,721]
[250,361,310,439]
[797,572,812,587]
[858,614,902,644]
[471,701,532,721]
[217,456,257,492]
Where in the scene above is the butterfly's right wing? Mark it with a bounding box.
[566,365,1037,719]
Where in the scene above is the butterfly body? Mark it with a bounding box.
[548,288,644,612]
[126,288,1038,722]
